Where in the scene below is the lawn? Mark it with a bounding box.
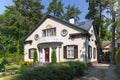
[0,75,15,80]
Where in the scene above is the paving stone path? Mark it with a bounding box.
[80,64,120,80]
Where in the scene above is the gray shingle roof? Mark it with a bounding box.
[77,20,93,31]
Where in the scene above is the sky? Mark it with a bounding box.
[0,0,88,21]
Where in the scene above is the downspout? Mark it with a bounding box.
[85,35,89,63]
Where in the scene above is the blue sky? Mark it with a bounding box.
[0,0,88,21]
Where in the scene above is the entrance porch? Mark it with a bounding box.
[38,43,61,63]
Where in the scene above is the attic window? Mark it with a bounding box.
[91,30,93,34]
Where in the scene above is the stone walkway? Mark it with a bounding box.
[80,63,120,80]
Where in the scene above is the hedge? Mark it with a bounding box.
[12,61,87,80]
[115,49,120,73]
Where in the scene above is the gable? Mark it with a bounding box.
[24,15,87,41]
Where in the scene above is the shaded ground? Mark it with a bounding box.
[81,64,120,80]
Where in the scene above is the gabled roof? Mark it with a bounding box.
[102,41,111,48]
[24,15,93,41]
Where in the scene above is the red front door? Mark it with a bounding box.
[45,48,49,62]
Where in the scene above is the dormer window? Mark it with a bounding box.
[42,28,56,37]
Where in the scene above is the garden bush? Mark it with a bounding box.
[67,61,87,77]
[51,49,57,63]
[19,61,33,73]
[12,61,87,80]
[115,49,120,73]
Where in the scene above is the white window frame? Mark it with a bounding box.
[67,46,74,58]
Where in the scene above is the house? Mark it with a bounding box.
[102,38,120,53]
[24,15,98,64]
[102,41,111,53]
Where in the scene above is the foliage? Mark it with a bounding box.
[0,57,9,72]
[64,5,81,22]
[0,0,44,58]
[19,61,33,73]
[67,61,87,77]
[51,49,57,63]
[12,61,87,80]
[102,52,110,62]
[33,50,38,66]
[115,49,120,73]
[47,0,64,18]
[47,0,81,21]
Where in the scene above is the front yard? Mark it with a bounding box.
[0,75,17,80]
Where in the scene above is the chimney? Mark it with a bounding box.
[69,17,75,24]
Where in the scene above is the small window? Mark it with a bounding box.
[93,48,96,59]
[88,46,92,59]
[29,48,36,59]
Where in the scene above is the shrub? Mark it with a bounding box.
[19,61,33,73]
[51,49,57,63]
[47,63,73,80]
[33,50,38,66]
[13,61,87,80]
[115,49,120,73]
[67,61,87,77]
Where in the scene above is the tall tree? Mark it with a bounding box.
[86,0,109,62]
[109,0,117,64]
[63,5,81,22]
[0,0,44,57]
[47,0,64,18]
[115,1,120,38]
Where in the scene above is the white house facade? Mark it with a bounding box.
[24,15,98,64]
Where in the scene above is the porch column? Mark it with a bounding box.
[42,48,45,63]
[39,48,43,63]
[56,47,60,63]
[49,47,52,63]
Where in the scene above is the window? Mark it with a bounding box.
[88,46,92,59]
[64,45,78,59]
[43,28,56,37]
[93,48,96,59]
[67,46,74,58]
[29,48,36,59]
[117,43,120,48]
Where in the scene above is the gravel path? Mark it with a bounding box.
[80,64,120,80]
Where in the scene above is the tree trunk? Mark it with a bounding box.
[97,0,102,63]
[111,3,116,64]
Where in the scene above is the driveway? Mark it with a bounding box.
[80,63,120,80]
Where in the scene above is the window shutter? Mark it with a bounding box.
[64,46,67,59]
[74,45,78,58]
[29,49,31,59]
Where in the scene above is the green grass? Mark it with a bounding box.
[6,63,20,70]
[0,75,15,80]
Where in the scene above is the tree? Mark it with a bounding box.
[63,5,81,22]
[47,0,64,18]
[0,0,44,57]
[51,49,57,63]
[109,0,117,64]
[86,0,109,62]
[115,1,120,38]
